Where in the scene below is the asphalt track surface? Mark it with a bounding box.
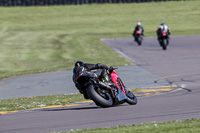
[0,35,200,133]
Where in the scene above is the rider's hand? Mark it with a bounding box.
[107,69,110,74]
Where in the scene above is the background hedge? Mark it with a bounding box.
[0,0,185,6]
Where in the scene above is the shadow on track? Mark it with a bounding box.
[42,106,100,111]
[41,103,131,112]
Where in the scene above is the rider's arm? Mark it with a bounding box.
[96,63,109,70]
[84,63,108,70]
[168,29,171,35]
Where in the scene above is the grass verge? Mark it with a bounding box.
[0,93,84,111]
[64,118,200,133]
[0,1,200,79]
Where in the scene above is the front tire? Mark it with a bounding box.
[86,84,113,107]
[125,89,137,105]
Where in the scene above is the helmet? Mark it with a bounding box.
[75,61,85,67]
[161,23,166,26]
[137,22,141,26]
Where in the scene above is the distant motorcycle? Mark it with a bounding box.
[158,32,169,50]
[135,30,143,46]
[75,68,137,107]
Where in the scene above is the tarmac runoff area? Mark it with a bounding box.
[0,65,177,99]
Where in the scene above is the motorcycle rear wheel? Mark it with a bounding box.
[86,84,113,107]
[125,89,137,105]
[137,37,142,46]
[162,39,168,50]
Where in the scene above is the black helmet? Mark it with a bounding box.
[75,61,85,67]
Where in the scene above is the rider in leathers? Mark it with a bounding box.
[156,23,170,41]
[72,61,110,99]
[133,22,144,41]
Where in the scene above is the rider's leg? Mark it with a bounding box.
[94,69,110,82]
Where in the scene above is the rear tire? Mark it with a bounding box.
[136,36,142,46]
[86,84,113,107]
[138,40,142,46]
[162,45,167,50]
[139,37,143,46]
[162,39,167,50]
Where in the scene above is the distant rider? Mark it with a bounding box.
[72,61,111,99]
[133,22,144,41]
[156,23,170,40]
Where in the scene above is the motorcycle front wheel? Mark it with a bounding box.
[86,84,113,107]
[125,89,137,105]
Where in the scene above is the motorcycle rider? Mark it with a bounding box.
[72,61,112,99]
[156,23,170,41]
[133,22,144,41]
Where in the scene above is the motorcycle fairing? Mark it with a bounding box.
[111,71,126,94]
[115,88,127,103]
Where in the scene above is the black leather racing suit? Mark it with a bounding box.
[72,63,108,98]
[156,25,170,40]
[133,25,144,39]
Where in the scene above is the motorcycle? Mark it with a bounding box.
[75,68,137,107]
[159,32,169,50]
[135,30,143,46]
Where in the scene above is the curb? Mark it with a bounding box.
[134,85,178,96]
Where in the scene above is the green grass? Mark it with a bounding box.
[0,93,84,111]
[0,1,200,79]
[64,118,200,133]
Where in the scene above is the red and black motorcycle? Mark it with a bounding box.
[76,68,137,107]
